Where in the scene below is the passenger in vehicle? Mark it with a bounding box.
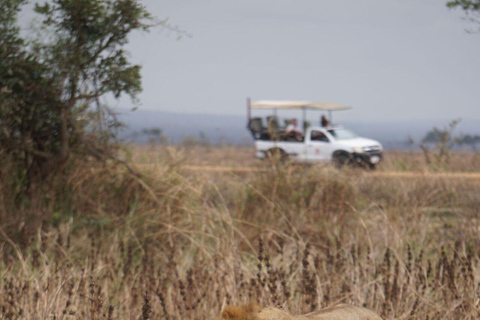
[321,115,330,128]
[285,118,303,141]
[311,130,329,142]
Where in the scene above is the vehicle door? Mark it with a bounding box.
[281,140,307,161]
[306,130,333,161]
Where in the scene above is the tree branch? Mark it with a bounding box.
[23,146,52,159]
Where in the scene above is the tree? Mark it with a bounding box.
[0,0,153,193]
[413,119,461,169]
[0,0,64,191]
[33,0,152,166]
[447,0,480,31]
[447,0,480,11]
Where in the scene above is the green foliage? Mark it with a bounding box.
[0,55,62,177]
[0,0,62,188]
[447,0,480,32]
[0,0,153,192]
[33,0,150,100]
[0,0,26,46]
[447,0,480,11]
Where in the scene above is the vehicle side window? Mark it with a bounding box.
[310,130,330,143]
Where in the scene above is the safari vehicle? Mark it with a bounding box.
[247,99,383,168]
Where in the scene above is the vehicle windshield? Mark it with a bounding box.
[327,129,358,140]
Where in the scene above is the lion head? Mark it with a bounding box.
[216,303,383,320]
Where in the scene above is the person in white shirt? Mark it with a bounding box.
[285,119,303,141]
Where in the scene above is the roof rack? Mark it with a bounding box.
[247,98,351,125]
[249,100,351,111]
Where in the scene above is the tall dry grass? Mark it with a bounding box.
[0,146,479,319]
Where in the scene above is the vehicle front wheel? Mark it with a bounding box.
[333,152,353,168]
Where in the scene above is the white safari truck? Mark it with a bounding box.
[247,100,383,169]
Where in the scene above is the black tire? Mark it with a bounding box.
[266,148,288,163]
[333,151,353,168]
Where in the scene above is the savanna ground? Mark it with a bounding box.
[1,145,480,320]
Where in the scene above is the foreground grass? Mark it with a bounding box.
[1,147,479,319]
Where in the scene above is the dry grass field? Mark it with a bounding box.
[131,145,480,172]
[1,145,480,319]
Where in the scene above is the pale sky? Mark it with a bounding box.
[126,0,480,123]
[22,1,480,123]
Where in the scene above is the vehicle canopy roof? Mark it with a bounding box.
[250,100,351,111]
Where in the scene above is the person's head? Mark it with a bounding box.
[321,115,327,121]
[292,119,297,125]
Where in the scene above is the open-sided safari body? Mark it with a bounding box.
[247,100,383,168]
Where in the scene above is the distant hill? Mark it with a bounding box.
[117,109,479,150]
[118,109,253,145]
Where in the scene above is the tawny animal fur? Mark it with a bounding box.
[217,303,383,320]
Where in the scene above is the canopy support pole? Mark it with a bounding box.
[302,107,306,132]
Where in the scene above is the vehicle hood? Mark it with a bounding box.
[336,137,381,148]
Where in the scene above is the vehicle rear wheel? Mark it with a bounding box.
[266,148,288,163]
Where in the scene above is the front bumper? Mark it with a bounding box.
[352,151,383,165]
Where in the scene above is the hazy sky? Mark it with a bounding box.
[23,1,480,123]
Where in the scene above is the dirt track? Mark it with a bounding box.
[138,164,480,180]
[369,171,480,180]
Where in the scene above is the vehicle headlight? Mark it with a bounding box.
[352,147,364,153]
